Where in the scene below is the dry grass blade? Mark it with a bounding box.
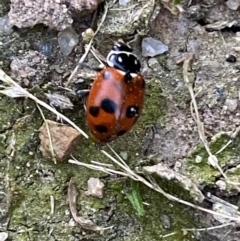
[0,69,88,139]
[50,195,54,215]
[91,160,113,167]
[69,151,240,223]
[160,232,176,238]
[183,222,235,232]
[68,179,113,231]
[66,2,109,86]
[90,47,106,66]
[69,157,130,177]
[37,104,56,163]
[107,144,132,169]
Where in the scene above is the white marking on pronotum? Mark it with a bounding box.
[107,50,136,59]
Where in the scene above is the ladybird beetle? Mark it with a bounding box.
[86,40,145,142]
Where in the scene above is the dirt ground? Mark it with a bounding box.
[1,0,240,240]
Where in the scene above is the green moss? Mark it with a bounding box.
[141,80,166,125]
[4,78,176,240]
[173,0,182,4]
[0,134,7,159]
[0,97,22,132]
[117,182,199,241]
[1,73,205,241]
[0,0,10,16]
[184,132,237,187]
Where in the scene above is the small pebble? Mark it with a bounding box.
[215,86,225,96]
[0,232,8,241]
[39,120,81,161]
[148,58,161,71]
[224,98,238,112]
[58,27,79,56]
[37,42,53,57]
[195,155,202,163]
[0,16,13,36]
[215,180,226,190]
[212,202,238,224]
[75,78,85,84]
[173,161,182,172]
[142,37,168,57]
[226,0,240,10]
[10,50,50,87]
[69,218,76,227]
[76,89,90,98]
[160,214,171,229]
[119,0,131,5]
[9,0,97,31]
[85,178,104,198]
[225,54,237,63]
[120,151,128,161]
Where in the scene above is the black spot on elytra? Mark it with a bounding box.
[126,105,139,118]
[101,98,118,114]
[124,72,132,83]
[142,79,145,89]
[89,106,100,117]
[103,71,111,80]
[117,130,127,136]
[95,125,108,133]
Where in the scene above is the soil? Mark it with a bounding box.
[1,0,240,241]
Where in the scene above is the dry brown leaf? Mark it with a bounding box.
[45,93,74,110]
[68,180,111,231]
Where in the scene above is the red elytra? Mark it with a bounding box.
[86,41,145,142]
